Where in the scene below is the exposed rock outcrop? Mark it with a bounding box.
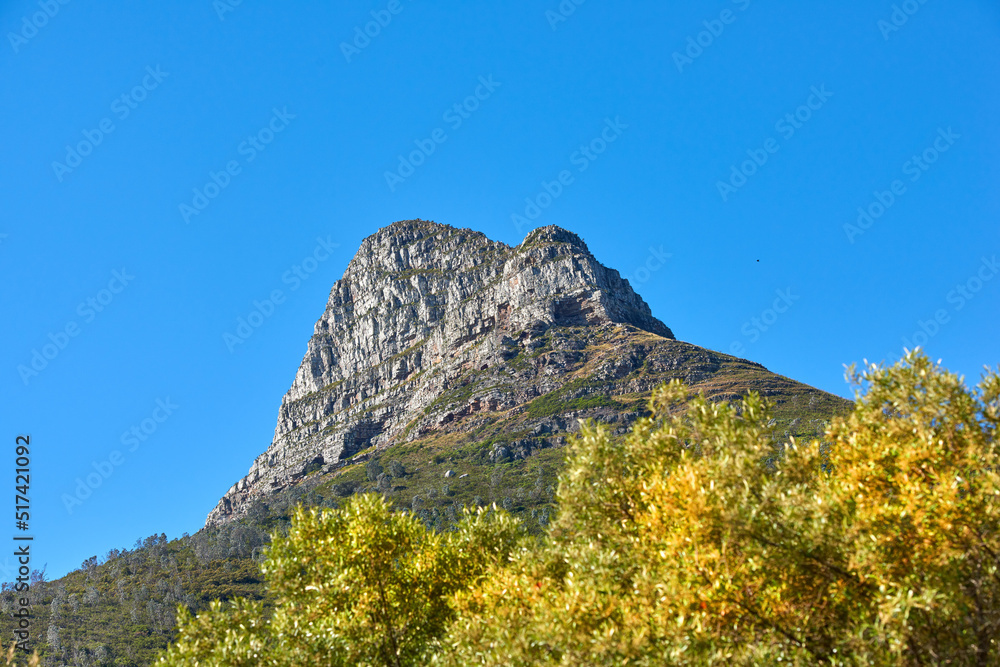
[207,220,675,525]
[206,219,849,527]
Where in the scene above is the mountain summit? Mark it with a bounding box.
[207,219,846,526]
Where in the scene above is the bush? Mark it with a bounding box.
[159,495,523,666]
[440,352,1000,665]
[160,352,1000,665]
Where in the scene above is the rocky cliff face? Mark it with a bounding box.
[206,219,847,527]
[206,220,674,525]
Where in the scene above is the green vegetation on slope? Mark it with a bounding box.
[158,351,1000,665]
[1,326,856,666]
[0,531,268,666]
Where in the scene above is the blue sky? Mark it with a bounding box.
[2,1,997,579]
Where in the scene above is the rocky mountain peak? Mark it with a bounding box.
[206,219,677,525]
[519,225,590,253]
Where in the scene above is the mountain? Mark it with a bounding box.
[207,219,849,528]
[3,220,852,666]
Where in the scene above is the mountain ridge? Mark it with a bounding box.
[206,219,845,527]
[0,219,854,667]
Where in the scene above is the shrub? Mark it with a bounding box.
[440,352,1000,665]
[159,495,523,666]
[160,352,1000,665]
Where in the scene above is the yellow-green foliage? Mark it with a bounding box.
[440,351,1000,665]
[159,493,523,666]
[161,352,999,665]
[0,641,39,667]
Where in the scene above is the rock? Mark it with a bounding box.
[204,220,674,527]
[203,219,850,528]
[489,446,512,464]
[444,470,455,478]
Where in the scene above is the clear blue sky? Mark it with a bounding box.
[2,1,997,579]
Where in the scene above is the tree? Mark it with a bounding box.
[159,494,523,666]
[45,624,60,653]
[160,352,1000,665]
[438,351,1000,665]
[157,598,268,667]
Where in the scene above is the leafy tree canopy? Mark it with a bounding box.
[161,351,1000,665]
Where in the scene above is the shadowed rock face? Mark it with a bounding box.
[206,219,674,526]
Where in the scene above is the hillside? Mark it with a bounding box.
[2,220,852,666]
[207,220,847,529]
